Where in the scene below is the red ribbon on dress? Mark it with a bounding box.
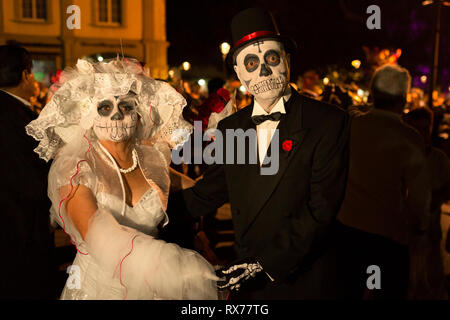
[234,30,277,47]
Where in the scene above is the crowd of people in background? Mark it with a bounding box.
[1,43,450,299]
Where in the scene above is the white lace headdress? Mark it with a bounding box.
[26,58,191,161]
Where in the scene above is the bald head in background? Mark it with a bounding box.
[371,64,411,113]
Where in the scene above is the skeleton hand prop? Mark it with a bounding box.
[216,258,264,291]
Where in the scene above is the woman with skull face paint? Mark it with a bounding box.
[26,59,218,300]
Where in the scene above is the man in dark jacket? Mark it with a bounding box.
[180,8,350,299]
[338,65,431,299]
[0,45,55,299]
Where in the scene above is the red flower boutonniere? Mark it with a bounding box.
[282,140,293,152]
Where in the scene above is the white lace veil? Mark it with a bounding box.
[207,99,235,131]
[26,58,192,162]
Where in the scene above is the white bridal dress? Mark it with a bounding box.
[48,140,218,300]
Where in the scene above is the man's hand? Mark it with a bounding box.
[216,258,264,291]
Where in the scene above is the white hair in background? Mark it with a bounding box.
[371,64,411,98]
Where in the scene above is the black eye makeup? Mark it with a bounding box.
[97,100,113,116]
[264,50,281,66]
[244,54,260,73]
[118,100,136,114]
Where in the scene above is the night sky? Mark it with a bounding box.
[166,0,449,89]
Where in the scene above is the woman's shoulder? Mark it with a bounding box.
[137,142,172,168]
[49,147,98,192]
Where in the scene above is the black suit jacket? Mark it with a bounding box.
[0,90,55,299]
[182,90,350,298]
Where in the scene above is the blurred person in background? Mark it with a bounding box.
[321,83,353,110]
[235,88,252,110]
[181,81,201,125]
[404,107,450,299]
[299,69,320,99]
[29,82,50,115]
[408,88,426,110]
[187,81,204,109]
[0,44,56,299]
[29,81,43,114]
[224,79,252,110]
[196,78,230,131]
[37,82,50,108]
[337,64,431,299]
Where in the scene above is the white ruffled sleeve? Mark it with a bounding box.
[207,99,235,131]
[47,149,97,251]
[85,209,218,300]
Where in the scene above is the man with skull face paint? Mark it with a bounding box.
[181,8,350,299]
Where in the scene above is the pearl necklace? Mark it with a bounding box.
[119,149,138,174]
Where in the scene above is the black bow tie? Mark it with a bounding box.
[251,112,284,125]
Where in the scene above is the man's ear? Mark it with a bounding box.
[21,70,29,82]
[233,65,239,76]
[22,69,33,82]
[234,64,243,83]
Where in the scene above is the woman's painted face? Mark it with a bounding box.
[93,92,138,142]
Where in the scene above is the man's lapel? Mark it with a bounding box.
[242,91,309,233]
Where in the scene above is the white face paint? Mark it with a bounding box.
[93,92,138,142]
[234,40,290,107]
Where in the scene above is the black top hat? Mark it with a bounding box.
[226,7,297,66]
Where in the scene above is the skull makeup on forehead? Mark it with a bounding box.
[234,40,290,103]
[93,91,138,142]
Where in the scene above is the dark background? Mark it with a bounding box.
[166,0,449,89]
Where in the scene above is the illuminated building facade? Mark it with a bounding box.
[0,0,169,84]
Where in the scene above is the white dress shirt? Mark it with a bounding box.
[252,91,291,165]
